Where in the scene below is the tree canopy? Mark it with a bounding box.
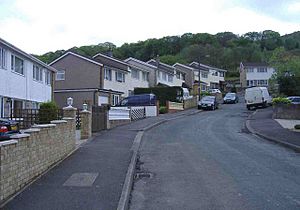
[35,30,300,75]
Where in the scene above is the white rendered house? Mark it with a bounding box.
[240,62,275,88]
[0,37,56,117]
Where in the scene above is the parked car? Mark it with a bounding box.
[0,118,20,141]
[245,87,272,110]
[118,94,157,106]
[198,96,218,110]
[209,89,221,94]
[287,96,300,104]
[223,92,239,104]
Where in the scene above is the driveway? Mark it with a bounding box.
[130,102,300,210]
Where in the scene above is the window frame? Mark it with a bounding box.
[115,71,125,83]
[56,69,65,81]
[0,47,7,69]
[131,68,140,80]
[33,65,43,82]
[45,70,52,85]
[104,67,112,81]
[201,72,208,78]
[142,72,149,81]
[11,54,24,75]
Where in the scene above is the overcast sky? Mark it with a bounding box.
[0,0,299,55]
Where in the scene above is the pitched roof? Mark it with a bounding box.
[124,57,157,69]
[0,37,56,72]
[147,59,175,75]
[173,63,195,71]
[190,62,227,72]
[49,51,103,66]
[93,53,129,72]
[242,62,269,67]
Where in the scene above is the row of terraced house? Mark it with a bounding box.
[0,37,228,115]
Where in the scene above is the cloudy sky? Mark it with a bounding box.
[0,0,299,54]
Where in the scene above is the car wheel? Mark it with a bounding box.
[198,105,201,110]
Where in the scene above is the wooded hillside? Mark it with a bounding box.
[35,30,300,77]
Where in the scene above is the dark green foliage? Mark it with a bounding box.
[278,76,300,96]
[35,31,300,76]
[272,97,291,104]
[134,87,183,106]
[39,101,59,124]
[159,106,168,114]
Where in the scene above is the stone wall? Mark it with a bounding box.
[0,118,76,204]
[184,97,197,109]
[273,104,300,120]
[108,119,131,129]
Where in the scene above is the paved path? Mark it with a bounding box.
[2,108,198,210]
[248,107,300,150]
[130,103,300,210]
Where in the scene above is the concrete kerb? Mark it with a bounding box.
[245,111,300,153]
[117,110,202,210]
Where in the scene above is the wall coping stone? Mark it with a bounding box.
[32,124,56,128]
[63,106,77,111]
[23,128,41,133]
[80,110,91,114]
[0,140,18,147]
[62,117,75,120]
[51,120,68,124]
[10,133,30,139]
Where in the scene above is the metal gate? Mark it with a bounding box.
[92,106,108,132]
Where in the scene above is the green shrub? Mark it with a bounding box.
[159,106,168,114]
[39,101,59,124]
[200,91,211,97]
[295,124,300,130]
[272,97,291,105]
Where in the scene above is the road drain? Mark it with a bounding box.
[135,172,153,179]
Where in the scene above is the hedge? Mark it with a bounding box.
[39,101,59,124]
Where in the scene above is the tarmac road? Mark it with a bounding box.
[130,102,300,210]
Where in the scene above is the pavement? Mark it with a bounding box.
[246,107,300,152]
[2,108,199,210]
[130,102,300,210]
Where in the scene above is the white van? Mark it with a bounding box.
[245,87,272,110]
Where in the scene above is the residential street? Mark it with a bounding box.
[130,102,300,210]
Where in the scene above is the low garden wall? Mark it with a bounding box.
[0,117,76,204]
[273,104,300,120]
[183,97,197,109]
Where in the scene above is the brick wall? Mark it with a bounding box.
[0,118,76,204]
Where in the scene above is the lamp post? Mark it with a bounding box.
[197,55,210,101]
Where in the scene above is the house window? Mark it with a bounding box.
[46,70,51,85]
[11,55,24,75]
[201,84,206,91]
[115,71,125,82]
[142,72,149,81]
[201,72,208,78]
[182,73,186,80]
[258,80,268,86]
[56,70,65,80]
[0,48,7,69]
[247,68,254,73]
[112,95,120,106]
[219,72,225,77]
[168,74,173,82]
[212,71,218,76]
[33,65,43,82]
[176,71,180,79]
[131,69,139,79]
[257,67,267,73]
[162,72,167,81]
[104,67,112,81]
